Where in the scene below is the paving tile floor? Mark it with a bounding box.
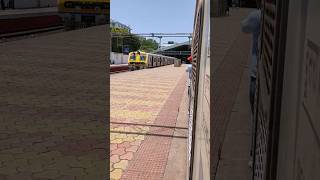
[0,25,108,180]
[211,8,253,179]
[110,65,188,180]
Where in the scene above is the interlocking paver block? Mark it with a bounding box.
[114,160,129,169]
[111,155,120,164]
[111,147,126,156]
[111,169,123,179]
[0,25,108,179]
[126,146,139,153]
[110,65,187,179]
[120,152,134,160]
[59,167,87,176]
[33,169,60,179]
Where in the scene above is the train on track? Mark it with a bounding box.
[127,51,177,71]
[187,0,210,179]
[57,0,109,29]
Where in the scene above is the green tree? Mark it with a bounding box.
[140,38,159,52]
[111,27,158,53]
[123,35,141,52]
[111,27,141,53]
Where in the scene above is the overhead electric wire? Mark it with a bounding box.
[111,33,193,38]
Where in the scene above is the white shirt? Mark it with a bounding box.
[241,9,261,78]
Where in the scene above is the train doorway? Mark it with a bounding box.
[110,0,198,179]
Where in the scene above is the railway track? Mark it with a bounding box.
[0,25,65,42]
[110,64,129,74]
[110,69,128,74]
[0,24,108,43]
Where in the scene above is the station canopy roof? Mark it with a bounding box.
[153,41,191,53]
[153,41,191,61]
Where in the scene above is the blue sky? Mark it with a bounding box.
[111,0,196,46]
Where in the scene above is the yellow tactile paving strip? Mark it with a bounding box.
[110,65,187,180]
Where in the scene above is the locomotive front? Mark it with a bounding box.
[128,51,148,70]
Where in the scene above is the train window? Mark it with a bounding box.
[141,56,145,60]
[130,55,136,60]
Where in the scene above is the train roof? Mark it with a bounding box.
[147,53,177,58]
[129,51,177,59]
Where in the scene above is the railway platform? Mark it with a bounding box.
[110,65,189,180]
[0,25,108,179]
[211,8,253,179]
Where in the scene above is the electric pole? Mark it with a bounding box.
[159,36,163,51]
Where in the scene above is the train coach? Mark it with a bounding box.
[127,51,177,71]
[187,0,210,179]
[57,0,110,29]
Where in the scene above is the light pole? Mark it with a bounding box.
[150,33,161,51]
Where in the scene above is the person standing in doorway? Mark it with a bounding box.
[240,0,261,168]
[240,0,261,114]
[187,55,192,95]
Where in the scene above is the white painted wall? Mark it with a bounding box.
[110,52,129,65]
